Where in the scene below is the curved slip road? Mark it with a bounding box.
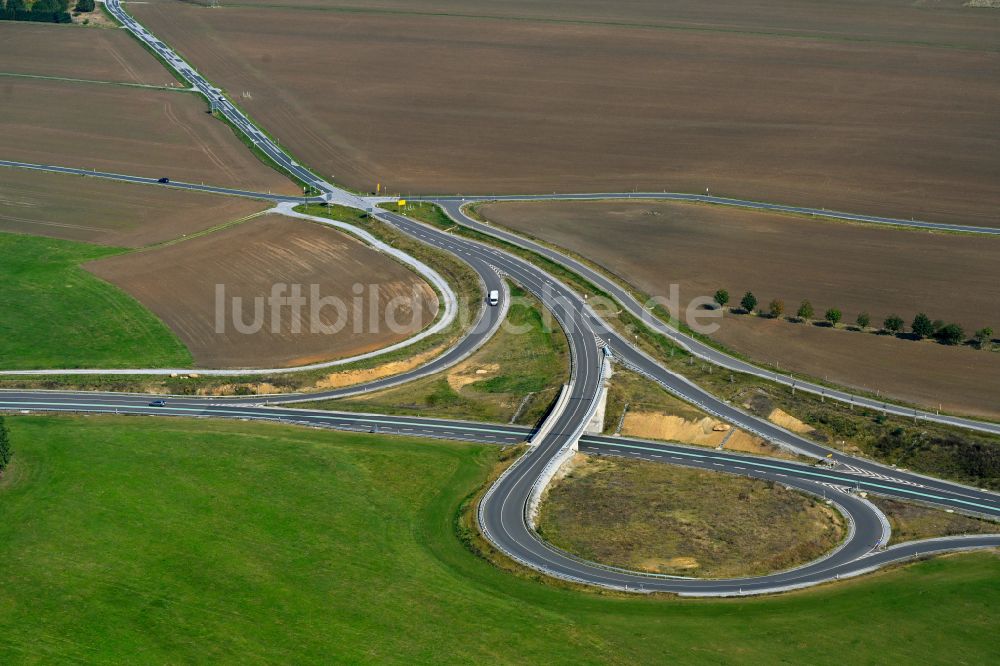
[4,0,994,595]
[432,200,1000,436]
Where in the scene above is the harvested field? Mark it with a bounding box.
[478,200,1000,418]
[538,455,845,578]
[213,0,999,50]
[85,214,439,368]
[134,0,1000,225]
[715,315,1000,419]
[0,167,269,247]
[0,78,296,194]
[0,22,178,86]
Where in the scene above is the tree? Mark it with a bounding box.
[912,313,934,339]
[75,0,94,11]
[713,289,729,310]
[768,299,784,319]
[740,291,757,314]
[935,323,965,346]
[884,314,904,335]
[0,415,10,472]
[974,327,993,350]
[796,300,813,322]
[824,308,842,326]
[856,312,871,330]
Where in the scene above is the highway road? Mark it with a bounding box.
[421,193,1000,236]
[3,0,996,595]
[0,159,298,202]
[104,0,366,208]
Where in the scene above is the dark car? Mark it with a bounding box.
[157,177,170,184]
[149,399,167,407]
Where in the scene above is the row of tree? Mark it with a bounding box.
[712,289,993,349]
[0,416,11,474]
[0,0,91,22]
[1,0,71,22]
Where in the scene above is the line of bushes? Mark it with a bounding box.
[0,0,91,21]
[0,0,72,23]
[0,416,11,474]
[712,289,994,350]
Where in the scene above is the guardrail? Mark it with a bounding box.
[525,348,612,527]
[529,384,570,447]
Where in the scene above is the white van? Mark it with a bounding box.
[488,289,500,306]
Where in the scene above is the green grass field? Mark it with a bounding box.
[0,415,997,663]
[0,233,191,369]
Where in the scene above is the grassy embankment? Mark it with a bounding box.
[0,233,191,369]
[301,283,569,426]
[537,455,845,578]
[394,202,1000,490]
[870,497,1000,546]
[0,414,997,663]
[0,203,482,394]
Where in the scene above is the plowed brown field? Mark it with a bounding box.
[0,168,269,247]
[0,22,178,85]
[133,0,1000,225]
[0,78,296,194]
[477,199,1000,418]
[86,215,439,368]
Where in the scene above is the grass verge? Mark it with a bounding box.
[0,233,192,369]
[0,414,997,663]
[870,496,1000,546]
[537,454,845,578]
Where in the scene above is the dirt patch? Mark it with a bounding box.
[769,408,814,434]
[0,167,269,247]
[133,0,1000,225]
[479,199,1000,418]
[538,455,846,578]
[314,345,447,390]
[446,362,500,391]
[0,22,176,85]
[622,410,797,460]
[85,214,439,368]
[0,78,296,194]
[623,412,729,446]
[195,381,281,397]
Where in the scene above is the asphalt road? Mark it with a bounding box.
[4,1,995,595]
[104,0,366,209]
[421,193,1000,236]
[0,159,297,201]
